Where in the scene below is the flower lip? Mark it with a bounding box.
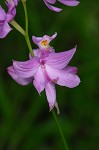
[32,32,57,48]
[40,39,49,48]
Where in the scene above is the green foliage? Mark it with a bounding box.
[0,0,99,149]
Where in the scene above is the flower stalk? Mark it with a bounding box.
[52,110,69,150]
[10,20,26,36]
[21,0,34,57]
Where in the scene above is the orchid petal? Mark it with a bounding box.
[45,82,56,111]
[13,0,19,6]
[13,57,40,78]
[44,0,79,12]
[29,49,42,60]
[43,0,62,12]
[6,0,18,11]
[6,7,16,22]
[32,36,42,46]
[65,66,78,74]
[0,6,6,21]
[0,22,12,38]
[7,66,32,85]
[33,66,46,94]
[46,65,80,88]
[49,32,57,41]
[46,0,56,4]
[33,49,42,57]
[43,47,76,69]
[58,0,80,6]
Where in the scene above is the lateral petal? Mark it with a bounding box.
[43,0,62,12]
[58,0,80,6]
[44,47,76,69]
[65,66,78,74]
[46,65,80,88]
[7,66,33,85]
[13,57,40,78]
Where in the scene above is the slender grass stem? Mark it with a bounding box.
[21,0,34,57]
[52,110,69,150]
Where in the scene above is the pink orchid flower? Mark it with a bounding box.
[7,33,80,113]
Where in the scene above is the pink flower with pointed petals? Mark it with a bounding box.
[0,0,18,38]
[43,0,80,12]
[7,33,80,113]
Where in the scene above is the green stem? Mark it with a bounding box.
[21,0,34,57]
[10,20,25,36]
[52,110,69,150]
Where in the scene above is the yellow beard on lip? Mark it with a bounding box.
[40,40,49,47]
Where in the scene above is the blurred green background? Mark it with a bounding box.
[0,0,99,150]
